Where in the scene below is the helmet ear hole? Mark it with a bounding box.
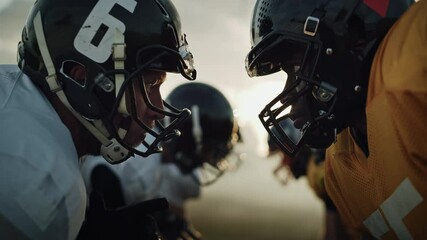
[60,61,87,87]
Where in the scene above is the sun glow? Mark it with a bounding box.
[235,73,288,156]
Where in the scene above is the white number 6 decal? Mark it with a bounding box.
[74,0,137,63]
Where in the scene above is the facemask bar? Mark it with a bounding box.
[129,74,191,156]
[103,46,193,161]
[257,32,337,157]
[260,70,339,157]
[259,78,311,157]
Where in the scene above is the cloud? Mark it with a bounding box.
[0,0,13,13]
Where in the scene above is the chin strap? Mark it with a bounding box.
[112,28,131,142]
[33,11,129,163]
[113,29,130,116]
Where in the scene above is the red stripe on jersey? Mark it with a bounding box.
[363,0,389,17]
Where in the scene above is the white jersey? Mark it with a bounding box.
[0,65,86,239]
[81,150,164,206]
[158,163,200,207]
[81,147,200,209]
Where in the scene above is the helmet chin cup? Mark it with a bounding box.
[100,139,131,164]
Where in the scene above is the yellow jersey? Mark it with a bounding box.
[325,1,427,239]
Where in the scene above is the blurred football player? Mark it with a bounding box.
[246,0,426,238]
[80,82,243,239]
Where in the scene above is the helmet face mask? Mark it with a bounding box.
[19,0,197,163]
[102,71,192,160]
[249,29,339,157]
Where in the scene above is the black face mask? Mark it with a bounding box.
[255,33,340,157]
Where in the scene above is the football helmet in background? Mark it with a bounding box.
[18,0,197,163]
[164,82,242,186]
[246,0,413,157]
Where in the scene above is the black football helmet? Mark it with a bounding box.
[18,0,197,163]
[246,0,413,157]
[163,82,241,186]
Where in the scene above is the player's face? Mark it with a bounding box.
[121,71,166,147]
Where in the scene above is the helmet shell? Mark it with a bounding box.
[19,0,191,119]
[165,82,235,173]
